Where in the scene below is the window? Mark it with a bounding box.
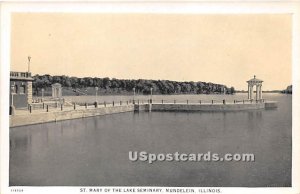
[20,85,25,94]
[11,85,16,94]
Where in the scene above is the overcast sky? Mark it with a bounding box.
[11,13,291,90]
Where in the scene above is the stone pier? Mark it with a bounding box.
[134,101,277,112]
[10,100,278,127]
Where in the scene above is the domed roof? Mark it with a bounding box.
[247,75,263,83]
[52,83,62,86]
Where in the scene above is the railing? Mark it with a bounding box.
[25,98,265,114]
[27,100,135,113]
[10,71,32,78]
[147,99,265,105]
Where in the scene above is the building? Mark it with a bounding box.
[10,71,34,110]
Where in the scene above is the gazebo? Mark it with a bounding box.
[52,83,62,98]
[247,75,263,100]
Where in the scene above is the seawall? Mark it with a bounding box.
[10,101,277,127]
[10,105,134,127]
[134,102,266,112]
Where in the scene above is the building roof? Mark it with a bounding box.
[10,71,34,81]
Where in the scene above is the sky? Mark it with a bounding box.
[11,13,292,90]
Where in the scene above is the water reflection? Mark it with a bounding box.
[60,122,64,137]
[10,94,291,187]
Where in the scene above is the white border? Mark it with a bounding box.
[1,1,300,194]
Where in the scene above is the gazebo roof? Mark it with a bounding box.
[247,75,263,83]
[52,83,62,86]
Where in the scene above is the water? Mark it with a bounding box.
[10,94,292,186]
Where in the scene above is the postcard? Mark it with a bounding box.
[1,1,300,194]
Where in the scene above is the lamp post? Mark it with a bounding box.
[150,87,153,104]
[28,56,31,73]
[133,87,136,104]
[41,88,44,102]
[95,87,98,103]
[10,85,15,115]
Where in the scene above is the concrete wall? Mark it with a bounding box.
[10,105,134,127]
[10,94,28,109]
[134,104,152,112]
[136,103,265,112]
[10,102,274,127]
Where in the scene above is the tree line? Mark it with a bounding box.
[32,74,235,95]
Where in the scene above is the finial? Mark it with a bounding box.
[254,75,256,79]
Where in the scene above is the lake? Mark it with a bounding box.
[9,93,292,186]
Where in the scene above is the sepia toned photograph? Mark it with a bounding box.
[1,2,299,193]
[7,13,292,187]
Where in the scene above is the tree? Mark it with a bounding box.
[230,87,235,94]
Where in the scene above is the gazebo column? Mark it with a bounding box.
[259,85,262,100]
[250,85,254,100]
[256,85,259,100]
[249,85,251,99]
[59,88,62,98]
[248,84,250,99]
